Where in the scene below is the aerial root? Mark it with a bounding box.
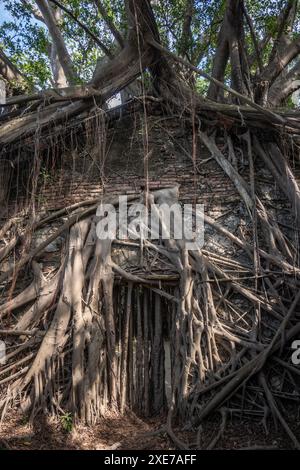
[0,181,300,448]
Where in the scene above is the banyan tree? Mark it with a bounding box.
[0,0,300,449]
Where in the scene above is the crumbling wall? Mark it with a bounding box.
[6,110,299,267]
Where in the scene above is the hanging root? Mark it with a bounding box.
[1,136,300,449]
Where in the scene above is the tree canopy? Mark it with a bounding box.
[0,0,300,108]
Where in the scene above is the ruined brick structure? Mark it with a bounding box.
[5,110,268,217]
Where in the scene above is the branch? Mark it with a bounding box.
[261,0,300,85]
[207,0,249,99]
[242,2,263,72]
[195,290,300,425]
[268,0,298,65]
[207,8,229,100]
[21,0,46,23]
[148,39,286,125]
[93,0,125,49]
[178,0,194,60]
[268,60,300,106]
[22,1,67,87]
[0,48,27,85]
[0,0,158,144]
[248,33,271,69]
[259,34,300,85]
[48,0,114,59]
[35,0,78,85]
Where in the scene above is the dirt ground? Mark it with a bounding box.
[0,409,299,450]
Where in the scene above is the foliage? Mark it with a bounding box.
[0,0,300,102]
[60,412,73,433]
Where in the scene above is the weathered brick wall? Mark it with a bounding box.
[7,111,298,227]
[29,114,239,220]
[4,109,299,292]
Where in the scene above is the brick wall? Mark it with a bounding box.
[7,110,297,225]
[25,113,239,220]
